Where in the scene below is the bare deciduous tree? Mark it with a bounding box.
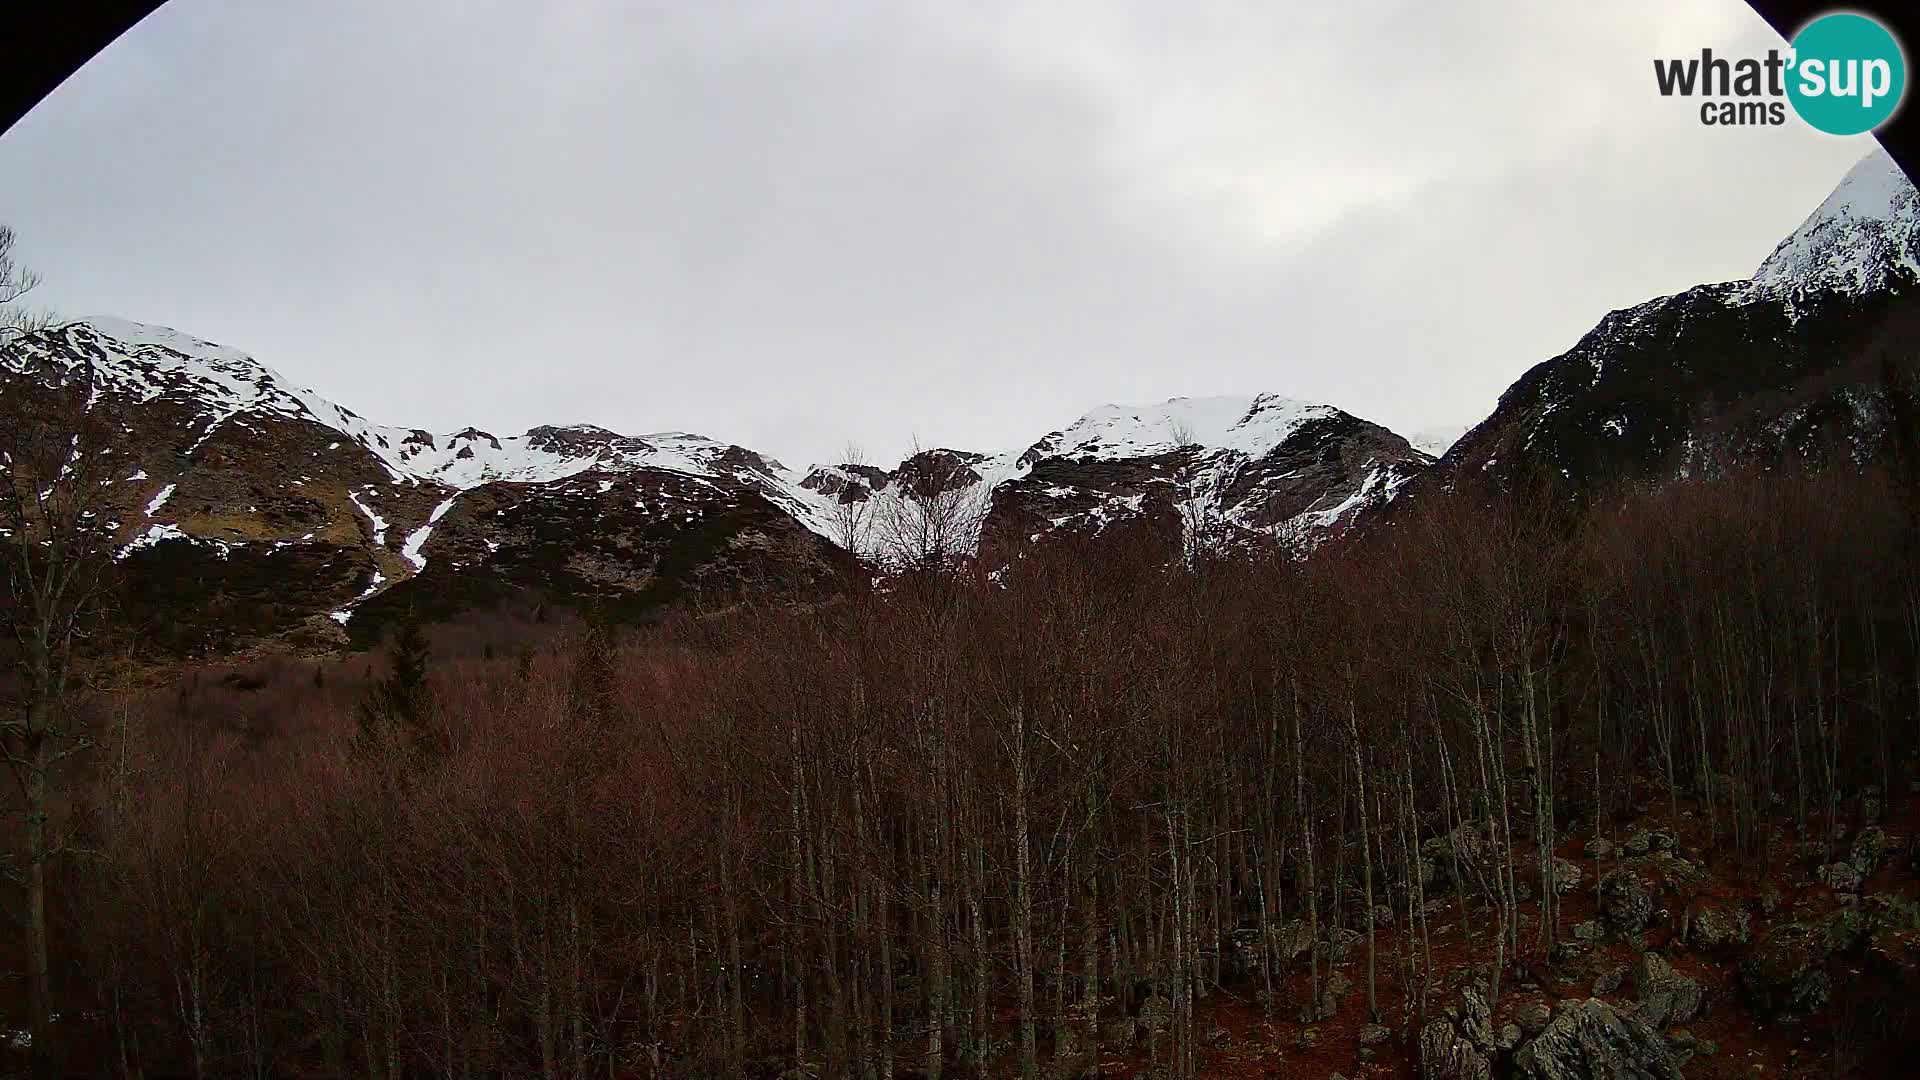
[1,228,116,1078]
[0,226,45,344]
[1166,416,1194,448]
[875,438,989,578]
[827,442,877,585]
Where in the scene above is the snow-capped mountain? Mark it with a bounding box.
[987,395,1426,551]
[3,319,1419,652]
[1748,146,1920,298]
[1427,145,1919,494]
[31,316,827,514]
[1408,424,1473,458]
[8,143,1911,654]
[2,319,851,652]
[802,394,1426,560]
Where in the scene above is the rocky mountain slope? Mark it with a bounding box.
[2,322,1421,654]
[988,395,1428,554]
[5,145,1913,655]
[804,394,1428,562]
[1428,146,1920,495]
[1,318,849,653]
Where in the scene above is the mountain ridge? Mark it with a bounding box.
[5,145,1915,653]
[4,318,1422,650]
[1422,145,1919,496]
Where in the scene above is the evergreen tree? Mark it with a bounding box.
[1881,352,1920,510]
[355,618,436,763]
[569,604,620,727]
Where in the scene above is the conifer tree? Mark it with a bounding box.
[569,604,620,727]
[355,617,435,763]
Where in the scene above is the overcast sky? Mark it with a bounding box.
[0,0,1884,468]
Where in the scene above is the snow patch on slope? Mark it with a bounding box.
[347,489,389,547]
[400,495,460,570]
[143,483,177,517]
[330,570,387,624]
[1306,465,1397,528]
[119,523,187,557]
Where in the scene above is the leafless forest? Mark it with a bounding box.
[9,411,1920,1077]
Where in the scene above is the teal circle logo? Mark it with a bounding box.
[1787,13,1906,135]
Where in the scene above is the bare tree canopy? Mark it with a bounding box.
[0,228,115,1077]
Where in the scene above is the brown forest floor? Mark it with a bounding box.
[987,787,1920,1080]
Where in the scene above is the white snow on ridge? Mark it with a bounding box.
[1544,145,1915,392]
[799,393,1411,560]
[393,428,749,489]
[43,320,775,497]
[1027,394,1331,461]
[57,315,889,548]
[82,317,259,366]
[1748,144,1919,297]
[46,320,1404,556]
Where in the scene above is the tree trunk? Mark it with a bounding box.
[1014,708,1039,1080]
[24,690,53,1080]
[1349,698,1378,1021]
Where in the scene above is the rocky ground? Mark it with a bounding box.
[1027,789,1919,1079]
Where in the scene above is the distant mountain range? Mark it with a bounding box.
[4,146,1915,656]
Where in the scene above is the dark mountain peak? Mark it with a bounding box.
[1419,144,1920,499]
[524,423,623,455]
[450,426,502,450]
